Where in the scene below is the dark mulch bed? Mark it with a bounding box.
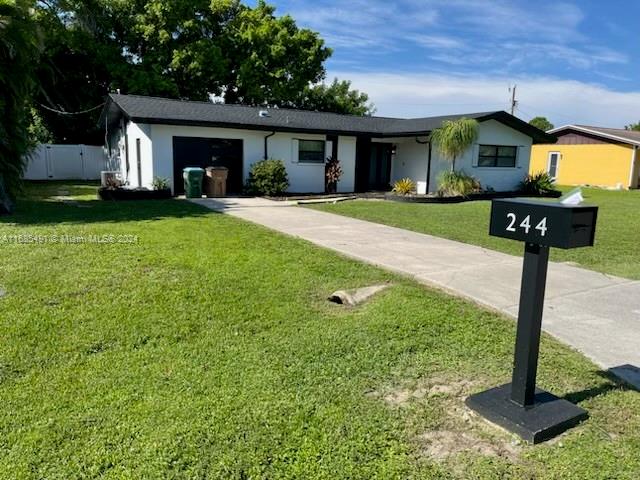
[98,187,172,201]
[385,190,562,204]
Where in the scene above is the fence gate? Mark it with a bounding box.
[23,144,108,181]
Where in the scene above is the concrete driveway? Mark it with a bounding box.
[190,197,640,388]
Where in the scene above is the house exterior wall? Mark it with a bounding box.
[149,125,357,193]
[126,122,153,188]
[530,143,634,189]
[270,132,326,193]
[150,124,263,193]
[392,119,531,193]
[111,118,535,195]
[389,138,429,192]
[337,136,356,192]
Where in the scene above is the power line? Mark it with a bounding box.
[38,102,106,115]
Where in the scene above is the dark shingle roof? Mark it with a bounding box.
[559,125,640,146]
[102,93,554,142]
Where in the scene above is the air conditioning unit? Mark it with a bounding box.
[101,171,122,187]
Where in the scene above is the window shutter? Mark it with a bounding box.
[325,140,333,161]
[516,146,524,168]
[291,139,299,163]
[471,144,480,167]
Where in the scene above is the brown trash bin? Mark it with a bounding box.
[204,166,229,197]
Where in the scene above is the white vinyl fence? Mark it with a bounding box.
[23,144,109,180]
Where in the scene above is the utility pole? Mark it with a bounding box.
[509,85,518,115]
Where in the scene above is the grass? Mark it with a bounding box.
[0,182,638,478]
[309,187,640,279]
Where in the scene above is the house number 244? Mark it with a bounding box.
[506,213,548,237]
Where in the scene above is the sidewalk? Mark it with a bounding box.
[190,197,640,388]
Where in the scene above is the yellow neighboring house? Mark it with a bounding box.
[531,125,640,189]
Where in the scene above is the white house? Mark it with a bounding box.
[100,94,553,195]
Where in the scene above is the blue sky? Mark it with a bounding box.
[267,0,640,127]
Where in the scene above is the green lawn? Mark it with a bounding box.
[309,187,640,280]
[0,183,638,479]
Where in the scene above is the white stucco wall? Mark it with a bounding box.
[150,124,263,193]
[337,136,356,192]
[269,132,327,193]
[148,125,357,194]
[394,120,533,193]
[126,122,153,188]
[390,138,430,187]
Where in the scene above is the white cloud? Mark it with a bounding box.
[409,34,465,50]
[283,0,628,78]
[328,70,640,128]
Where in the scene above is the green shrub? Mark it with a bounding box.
[151,176,170,190]
[520,171,557,195]
[392,178,416,195]
[437,171,481,197]
[245,159,289,196]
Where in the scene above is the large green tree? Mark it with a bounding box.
[292,79,375,115]
[529,116,554,131]
[0,0,41,202]
[33,0,370,143]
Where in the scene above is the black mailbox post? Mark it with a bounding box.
[466,198,598,444]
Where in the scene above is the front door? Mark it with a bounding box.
[369,143,393,191]
[355,140,392,192]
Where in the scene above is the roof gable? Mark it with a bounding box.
[549,124,640,146]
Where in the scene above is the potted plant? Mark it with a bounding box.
[325,156,343,194]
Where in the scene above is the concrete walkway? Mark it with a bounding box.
[190,197,640,387]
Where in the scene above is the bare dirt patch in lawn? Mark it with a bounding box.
[368,375,523,462]
[368,376,479,407]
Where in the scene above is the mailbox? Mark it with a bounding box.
[466,196,599,444]
[489,199,598,249]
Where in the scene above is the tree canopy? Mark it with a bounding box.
[293,79,375,116]
[625,122,640,131]
[1,0,42,201]
[529,116,554,132]
[31,0,373,143]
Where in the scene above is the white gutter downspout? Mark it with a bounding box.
[629,145,638,189]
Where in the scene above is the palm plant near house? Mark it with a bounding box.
[430,118,479,172]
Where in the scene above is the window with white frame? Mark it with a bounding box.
[298,139,325,163]
[478,145,517,167]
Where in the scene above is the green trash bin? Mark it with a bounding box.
[183,167,205,198]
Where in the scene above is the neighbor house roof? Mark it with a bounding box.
[549,124,640,147]
[101,93,554,142]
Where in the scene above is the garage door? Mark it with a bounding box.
[172,137,243,195]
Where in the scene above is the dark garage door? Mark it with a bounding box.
[173,137,243,195]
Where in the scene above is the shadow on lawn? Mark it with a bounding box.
[564,366,639,405]
[0,182,213,226]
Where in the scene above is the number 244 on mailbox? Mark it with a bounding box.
[489,198,598,249]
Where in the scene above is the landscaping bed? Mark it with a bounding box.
[385,190,562,204]
[98,186,172,201]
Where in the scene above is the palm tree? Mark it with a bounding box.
[430,118,479,171]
